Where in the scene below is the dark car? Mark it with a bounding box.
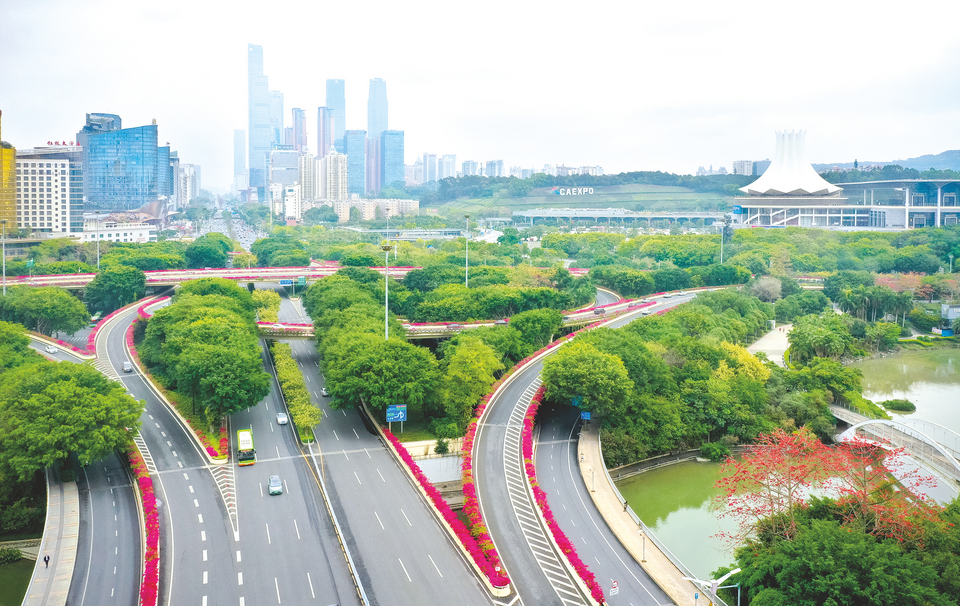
[593,308,606,315]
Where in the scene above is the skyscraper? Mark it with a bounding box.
[380,130,404,191]
[320,151,348,200]
[439,154,457,180]
[326,79,346,152]
[365,137,380,195]
[462,160,479,176]
[367,78,388,140]
[299,153,315,201]
[269,90,284,147]
[291,108,307,152]
[316,107,332,158]
[344,130,366,196]
[248,44,271,193]
[422,154,438,183]
[77,114,160,211]
[0,111,15,230]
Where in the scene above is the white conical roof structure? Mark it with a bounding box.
[740,130,841,196]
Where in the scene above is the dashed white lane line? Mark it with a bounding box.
[294,519,301,540]
[364,448,371,459]
[354,471,362,485]
[201,530,206,541]
[428,554,443,577]
[377,469,385,482]
[202,550,207,561]
[189,485,194,493]
[374,512,384,529]
[398,558,412,582]
[238,572,243,585]
[400,509,412,526]
[236,550,241,562]
[194,499,199,507]
[167,441,171,447]
[275,577,282,603]
[198,514,203,523]
[203,571,208,584]
[266,523,271,544]
[353,428,360,439]
[307,573,315,598]
[333,430,339,441]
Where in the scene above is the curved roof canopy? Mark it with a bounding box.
[740,130,842,197]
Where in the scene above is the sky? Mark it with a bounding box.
[3,0,960,191]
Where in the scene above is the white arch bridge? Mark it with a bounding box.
[837,417,960,502]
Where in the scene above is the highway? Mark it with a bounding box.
[473,293,697,606]
[99,303,358,606]
[28,342,142,606]
[263,283,493,606]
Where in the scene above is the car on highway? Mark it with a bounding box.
[593,308,606,315]
[44,345,58,354]
[320,387,330,397]
[276,412,288,425]
[663,293,673,298]
[122,361,133,373]
[641,309,653,316]
[268,475,283,495]
[494,319,509,325]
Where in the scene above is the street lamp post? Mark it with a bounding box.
[950,253,954,274]
[381,244,393,340]
[464,214,470,287]
[1,218,7,296]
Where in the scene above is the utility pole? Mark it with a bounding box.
[381,244,393,340]
[464,214,470,287]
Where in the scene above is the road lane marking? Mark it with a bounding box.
[178,461,183,468]
[259,483,263,497]
[400,509,412,526]
[167,441,171,447]
[203,571,208,584]
[307,573,315,598]
[398,558,412,582]
[428,554,443,577]
[377,469,385,482]
[284,479,289,494]
[202,550,207,561]
[275,578,281,603]
[238,572,243,585]
[354,471,362,485]
[201,531,206,541]
[183,472,189,479]
[313,391,317,398]
[202,597,206,606]
[266,523,271,544]
[343,450,349,461]
[305,375,310,382]
[194,499,199,507]
[364,448,371,459]
[374,512,384,529]
[332,430,339,441]
[113,566,116,574]
[353,428,360,439]
[270,423,274,433]
[149,415,154,419]
[342,410,346,416]
[155,423,160,428]
[198,514,203,523]
[237,550,241,562]
[294,519,301,540]
[189,486,194,493]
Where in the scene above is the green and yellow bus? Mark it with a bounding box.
[237,429,256,466]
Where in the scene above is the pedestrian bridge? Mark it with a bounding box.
[836,415,960,491]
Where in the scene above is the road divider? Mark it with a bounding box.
[125,442,159,606]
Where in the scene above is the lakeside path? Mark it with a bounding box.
[747,323,792,367]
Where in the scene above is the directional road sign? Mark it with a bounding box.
[279,279,293,286]
[580,411,591,420]
[297,276,307,286]
[386,405,407,423]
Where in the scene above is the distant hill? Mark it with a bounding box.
[813,149,960,172]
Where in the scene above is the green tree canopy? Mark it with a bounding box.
[84,265,146,313]
[541,341,634,417]
[0,286,89,336]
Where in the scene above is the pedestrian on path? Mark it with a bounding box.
[44,555,50,568]
[623,500,629,512]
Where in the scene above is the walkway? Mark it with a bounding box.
[747,323,791,367]
[578,421,702,606]
[22,470,80,606]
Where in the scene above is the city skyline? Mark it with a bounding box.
[3,0,960,191]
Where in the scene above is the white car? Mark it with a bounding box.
[44,345,58,354]
[276,412,289,425]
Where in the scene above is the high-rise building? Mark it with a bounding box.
[365,137,380,195]
[248,44,271,193]
[269,90,284,148]
[270,150,299,188]
[292,108,307,152]
[752,159,771,176]
[380,131,404,191]
[439,154,457,180]
[284,127,293,148]
[320,151,348,200]
[316,107,332,159]
[0,111,16,230]
[509,166,522,178]
[462,160,479,176]
[299,153,316,201]
[485,160,504,178]
[367,78,388,140]
[13,143,84,234]
[157,146,172,197]
[326,79,346,152]
[76,114,160,211]
[422,153,438,183]
[179,163,201,205]
[283,184,302,221]
[344,130,366,196]
[732,160,753,176]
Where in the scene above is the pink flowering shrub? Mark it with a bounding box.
[126,443,160,606]
[522,386,604,603]
[383,429,509,588]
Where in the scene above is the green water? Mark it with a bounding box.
[617,460,738,579]
[617,349,960,580]
[0,559,35,606]
[851,349,960,432]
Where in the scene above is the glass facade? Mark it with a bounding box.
[367,78,388,139]
[326,79,346,153]
[380,130,404,191]
[80,124,159,211]
[157,146,172,197]
[248,44,271,193]
[344,130,366,196]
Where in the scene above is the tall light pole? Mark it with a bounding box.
[1,218,7,296]
[950,253,955,274]
[381,244,393,340]
[464,214,470,287]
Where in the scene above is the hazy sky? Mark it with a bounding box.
[3,0,960,191]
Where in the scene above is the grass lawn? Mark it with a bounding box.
[0,559,35,606]
[388,417,436,442]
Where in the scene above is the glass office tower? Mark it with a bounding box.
[380,130,404,191]
[326,79,346,153]
[344,130,366,196]
[77,115,159,212]
[248,44,271,194]
[367,78,388,139]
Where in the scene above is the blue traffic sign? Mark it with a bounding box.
[581,411,591,420]
[279,279,293,286]
[386,405,407,422]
